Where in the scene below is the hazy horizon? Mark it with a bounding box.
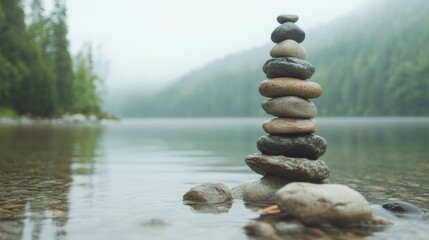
[63,0,367,90]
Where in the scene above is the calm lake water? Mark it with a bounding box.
[0,118,428,240]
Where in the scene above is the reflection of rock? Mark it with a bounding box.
[382,201,425,216]
[233,176,292,203]
[183,183,232,204]
[188,201,233,214]
[141,218,170,228]
[244,221,276,239]
[0,125,102,239]
[276,182,373,226]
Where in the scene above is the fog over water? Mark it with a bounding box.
[64,0,367,90]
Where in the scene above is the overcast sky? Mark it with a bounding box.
[65,0,366,87]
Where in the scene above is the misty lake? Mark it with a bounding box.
[0,117,428,239]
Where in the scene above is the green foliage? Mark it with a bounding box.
[0,107,17,118]
[72,43,101,114]
[0,0,105,117]
[128,0,429,117]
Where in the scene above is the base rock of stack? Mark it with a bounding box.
[232,175,293,203]
[257,135,327,160]
[262,96,317,118]
[259,78,322,99]
[245,153,330,182]
[263,57,315,79]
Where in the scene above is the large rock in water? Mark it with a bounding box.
[183,183,232,204]
[262,96,317,118]
[259,78,322,99]
[276,183,373,225]
[263,57,315,79]
[271,22,305,43]
[257,134,327,160]
[245,153,329,182]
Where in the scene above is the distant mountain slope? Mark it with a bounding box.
[132,0,429,117]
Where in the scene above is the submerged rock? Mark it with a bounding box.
[183,183,232,204]
[382,201,425,216]
[275,182,373,226]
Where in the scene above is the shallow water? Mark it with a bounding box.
[0,117,428,240]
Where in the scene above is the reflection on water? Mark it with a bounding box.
[0,118,428,239]
[0,125,102,239]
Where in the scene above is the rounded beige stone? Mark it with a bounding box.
[259,78,322,99]
[263,118,316,135]
[276,183,373,226]
[270,39,306,59]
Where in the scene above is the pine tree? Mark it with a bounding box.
[51,0,73,113]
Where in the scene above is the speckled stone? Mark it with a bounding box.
[245,153,330,182]
[263,57,315,79]
[276,183,373,225]
[270,40,306,59]
[259,78,322,99]
[263,118,316,135]
[262,96,317,118]
[256,134,327,160]
[277,14,299,24]
[271,22,305,43]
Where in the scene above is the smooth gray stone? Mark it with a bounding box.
[277,14,299,24]
[241,175,293,203]
[263,57,315,79]
[245,153,330,182]
[257,134,327,160]
[183,183,232,204]
[276,183,373,226]
[262,96,317,118]
[271,22,305,43]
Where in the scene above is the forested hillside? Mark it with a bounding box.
[0,0,104,117]
[128,0,429,117]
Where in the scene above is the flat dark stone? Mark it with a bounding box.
[245,153,330,182]
[271,22,305,43]
[263,57,315,79]
[257,134,327,160]
[277,14,299,24]
[382,201,424,215]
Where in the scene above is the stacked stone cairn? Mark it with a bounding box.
[243,14,330,201]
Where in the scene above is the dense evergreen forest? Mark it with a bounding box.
[123,0,429,117]
[0,0,104,118]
